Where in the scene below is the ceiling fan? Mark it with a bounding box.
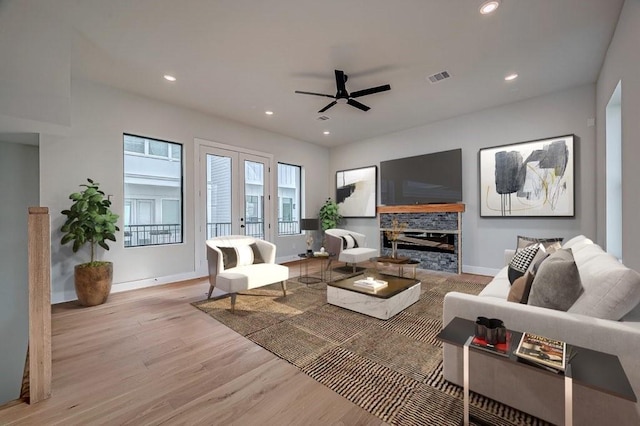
[295,69,391,113]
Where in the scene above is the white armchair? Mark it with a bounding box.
[325,228,378,273]
[206,235,289,312]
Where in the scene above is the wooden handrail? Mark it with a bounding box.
[27,207,51,403]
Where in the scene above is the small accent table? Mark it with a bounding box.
[297,252,332,284]
[437,317,637,426]
[374,256,419,278]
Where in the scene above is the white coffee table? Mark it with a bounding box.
[327,272,420,320]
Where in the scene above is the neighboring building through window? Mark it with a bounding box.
[277,163,301,235]
[123,134,183,247]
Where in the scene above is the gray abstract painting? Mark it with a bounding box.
[480,135,574,217]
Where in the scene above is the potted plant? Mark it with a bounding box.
[319,197,342,231]
[60,178,120,306]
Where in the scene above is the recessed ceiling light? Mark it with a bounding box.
[323,131,330,135]
[505,73,519,81]
[479,0,500,15]
[265,111,274,115]
[163,75,176,82]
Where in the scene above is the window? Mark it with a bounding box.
[123,134,183,247]
[277,163,301,235]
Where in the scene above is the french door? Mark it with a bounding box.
[197,143,272,273]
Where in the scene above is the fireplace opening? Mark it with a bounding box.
[382,231,455,254]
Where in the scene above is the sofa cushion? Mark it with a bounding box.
[508,243,544,284]
[508,271,535,304]
[517,235,563,252]
[528,248,583,311]
[568,250,640,320]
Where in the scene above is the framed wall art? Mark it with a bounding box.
[479,134,575,217]
[336,165,377,218]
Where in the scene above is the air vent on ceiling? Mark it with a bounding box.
[428,70,451,84]
[317,115,331,121]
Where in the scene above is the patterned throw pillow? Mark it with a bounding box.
[508,243,543,284]
[517,236,563,253]
[341,234,359,249]
[219,244,264,269]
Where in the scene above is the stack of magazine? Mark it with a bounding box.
[515,332,567,373]
[353,277,388,291]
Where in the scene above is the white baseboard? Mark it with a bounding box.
[277,254,300,264]
[462,265,500,277]
[110,271,204,294]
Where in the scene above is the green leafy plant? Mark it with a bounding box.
[319,197,342,230]
[60,178,120,266]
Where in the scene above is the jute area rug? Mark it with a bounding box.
[192,271,548,426]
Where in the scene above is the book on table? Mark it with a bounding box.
[469,333,511,357]
[515,332,567,372]
[353,278,388,290]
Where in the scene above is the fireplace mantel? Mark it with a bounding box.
[378,204,464,273]
[377,203,465,214]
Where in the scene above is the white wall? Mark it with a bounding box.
[331,84,597,274]
[0,141,39,405]
[40,79,330,303]
[596,0,640,271]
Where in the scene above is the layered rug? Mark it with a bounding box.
[192,272,549,426]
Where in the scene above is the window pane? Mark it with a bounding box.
[124,134,183,247]
[124,135,145,154]
[149,140,169,157]
[277,163,301,235]
[206,154,232,238]
[244,160,264,239]
[171,144,182,160]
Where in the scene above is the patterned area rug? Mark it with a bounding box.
[192,272,549,426]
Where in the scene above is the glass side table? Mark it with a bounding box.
[297,252,333,284]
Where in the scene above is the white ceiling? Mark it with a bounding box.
[65,0,623,147]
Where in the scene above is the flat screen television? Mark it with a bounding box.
[380,148,463,205]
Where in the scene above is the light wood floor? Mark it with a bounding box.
[0,261,386,426]
[0,261,487,425]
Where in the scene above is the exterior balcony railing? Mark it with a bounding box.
[124,220,301,247]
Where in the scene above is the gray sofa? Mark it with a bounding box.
[443,235,640,425]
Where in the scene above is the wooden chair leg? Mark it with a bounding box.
[281,281,287,297]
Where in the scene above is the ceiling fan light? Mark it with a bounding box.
[480,0,500,15]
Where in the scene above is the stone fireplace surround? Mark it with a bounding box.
[378,204,465,274]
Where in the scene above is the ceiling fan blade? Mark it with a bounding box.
[350,84,391,98]
[318,101,337,113]
[295,90,335,98]
[335,70,347,95]
[347,99,370,111]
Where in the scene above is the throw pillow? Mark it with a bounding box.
[507,243,543,284]
[250,243,264,264]
[219,247,238,269]
[517,235,563,253]
[508,271,535,304]
[342,234,359,249]
[527,248,583,311]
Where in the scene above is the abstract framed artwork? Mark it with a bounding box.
[479,134,575,217]
[336,165,377,218]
